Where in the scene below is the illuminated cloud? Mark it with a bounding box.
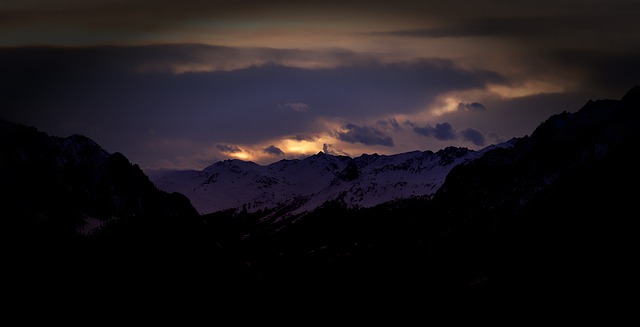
[323,143,350,156]
[278,135,324,155]
[487,80,567,99]
[336,123,394,147]
[216,144,242,153]
[263,145,284,156]
[460,128,486,146]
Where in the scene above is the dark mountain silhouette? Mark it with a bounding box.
[0,120,198,235]
[427,85,640,293]
[1,86,638,304]
[0,121,246,301]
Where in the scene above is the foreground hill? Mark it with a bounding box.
[0,120,240,299]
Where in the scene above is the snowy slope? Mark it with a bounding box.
[151,142,515,216]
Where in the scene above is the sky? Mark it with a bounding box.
[2,0,640,171]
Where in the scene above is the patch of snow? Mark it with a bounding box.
[151,146,492,215]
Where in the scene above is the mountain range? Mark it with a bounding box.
[2,85,638,302]
[151,141,515,217]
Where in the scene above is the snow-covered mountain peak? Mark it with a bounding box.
[152,145,497,216]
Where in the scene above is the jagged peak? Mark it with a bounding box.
[435,146,471,156]
[0,119,44,138]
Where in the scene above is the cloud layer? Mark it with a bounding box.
[2,1,639,169]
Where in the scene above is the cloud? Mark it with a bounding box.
[458,102,486,111]
[373,26,494,39]
[376,118,401,131]
[432,123,456,140]
[323,143,350,156]
[412,121,485,145]
[5,2,640,44]
[411,122,456,141]
[0,47,505,140]
[374,18,538,39]
[120,45,382,73]
[460,128,485,146]
[284,102,310,112]
[372,17,546,39]
[5,44,633,170]
[545,50,640,95]
[263,145,284,156]
[289,134,317,142]
[336,123,394,147]
[373,14,640,42]
[216,144,242,153]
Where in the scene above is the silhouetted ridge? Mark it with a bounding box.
[1,121,199,230]
[429,85,640,293]
[621,85,640,103]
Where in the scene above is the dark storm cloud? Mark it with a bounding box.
[336,123,394,147]
[8,1,639,33]
[289,135,316,142]
[431,123,456,141]
[216,144,241,153]
[263,145,284,156]
[139,45,384,72]
[460,128,485,146]
[374,9,640,43]
[0,45,502,145]
[0,1,263,31]
[411,122,456,141]
[543,50,640,95]
[412,122,485,146]
[374,17,592,38]
[376,118,401,131]
[3,45,490,167]
[458,102,486,112]
[372,5,640,89]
